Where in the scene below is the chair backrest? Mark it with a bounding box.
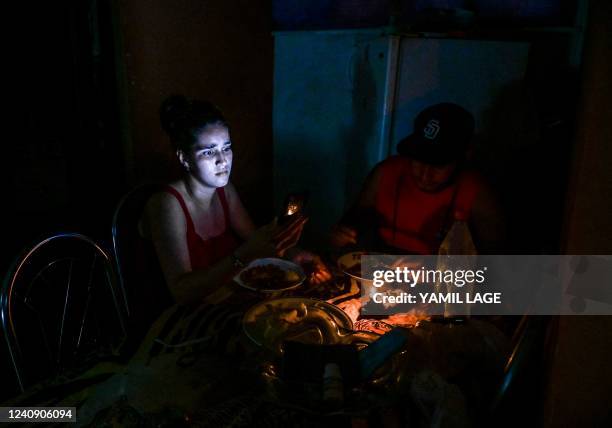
[488,315,553,425]
[0,233,128,392]
[111,183,173,354]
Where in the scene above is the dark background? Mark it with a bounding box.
[1,1,611,426]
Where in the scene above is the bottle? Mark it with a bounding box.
[322,363,344,407]
[436,210,477,319]
[438,210,477,255]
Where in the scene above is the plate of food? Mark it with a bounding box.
[234,258,306,293]
[242,297,354,354]
[337,252,423,281]
[337,251,380,282]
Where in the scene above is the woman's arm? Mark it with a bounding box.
[143,191,239,304]
[143,191,306,305]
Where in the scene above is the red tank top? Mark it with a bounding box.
[163,186,240,270]
[375,156,483,254]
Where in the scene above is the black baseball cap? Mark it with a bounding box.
[396,103,475,165]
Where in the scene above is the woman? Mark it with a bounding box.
[140,95,329,305]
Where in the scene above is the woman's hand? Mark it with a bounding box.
[330,224,358,247]
[235,215,307,263]
[291,250,332,285]
[272,215,308,257]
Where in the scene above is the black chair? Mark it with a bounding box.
[0,233,128,392]
[111,183,173,355]
[487,315,554,426]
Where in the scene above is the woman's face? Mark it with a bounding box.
[180,123,232,188]
[410,159,457,192]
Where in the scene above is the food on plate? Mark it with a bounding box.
[335,298,362,323]
[340,253,424,280]
[239,264,301,290]
[254,302,307,343]
[382,312,429,327]
[345,261,391,280]
[346,263,364,277]
[246,301,343,352]
[354,319,394,335]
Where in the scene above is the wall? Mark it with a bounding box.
[116,0,274,222]
[545,0,612,426]
[1,0,127,401]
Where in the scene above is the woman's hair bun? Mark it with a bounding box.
[160,95,190,137]
[159,95,228,150]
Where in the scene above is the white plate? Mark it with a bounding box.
[337,252,423,282]
[242,297,354,352]
[234,257,306,293]
[337,251,373,281]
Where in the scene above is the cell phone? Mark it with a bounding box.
[279,191,309,224]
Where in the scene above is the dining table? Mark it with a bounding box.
[2,254,513,428]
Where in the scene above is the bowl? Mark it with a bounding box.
[234,258,306,293]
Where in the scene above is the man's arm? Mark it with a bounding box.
[331,163,382,247]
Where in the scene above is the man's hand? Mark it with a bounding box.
[291,250,332,285]
[330,224,358,247]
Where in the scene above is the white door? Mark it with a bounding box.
[273,30,390,248]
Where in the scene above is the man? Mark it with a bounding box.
[331,102,504,255]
